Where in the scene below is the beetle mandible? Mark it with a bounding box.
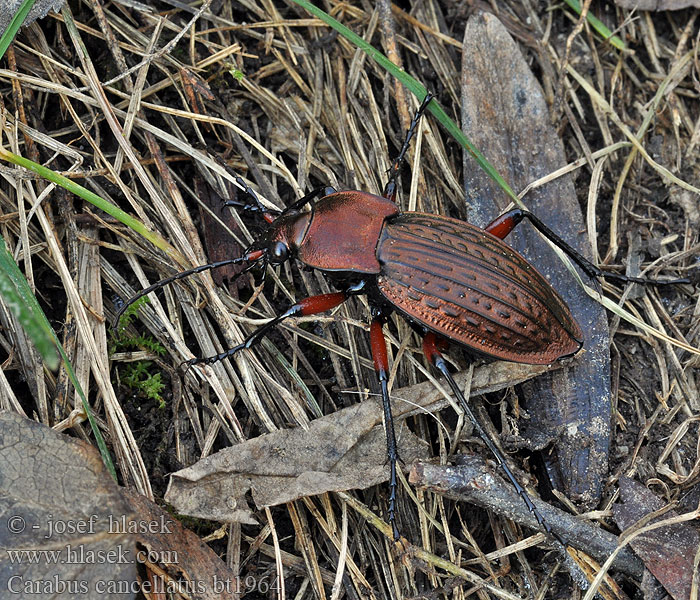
[116,93,686,542]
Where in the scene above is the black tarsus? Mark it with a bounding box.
[383,92,434,201]
[500,209,689,286]
[428,349,568,546]
[183,301,303,368]
[221,175,274,218]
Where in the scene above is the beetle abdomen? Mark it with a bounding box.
[375,213,583,364]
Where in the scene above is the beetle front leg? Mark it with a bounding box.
[485,209,688,286]
[185,291,350,367]
[224,184,338,224]
[422,332,567,546]
[369,311,401,541]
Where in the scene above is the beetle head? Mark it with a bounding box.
[113,187,318,329]
[246,210,312,267]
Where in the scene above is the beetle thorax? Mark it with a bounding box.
[290,191,400,274]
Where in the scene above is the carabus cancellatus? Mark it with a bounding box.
[115,93,686,542]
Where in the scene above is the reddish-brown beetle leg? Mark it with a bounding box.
[370,316,401,541]
[483,210,524,240]
[422,332,567,545]
[185,291,349,367]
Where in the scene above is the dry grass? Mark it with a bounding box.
[0,1,698,598]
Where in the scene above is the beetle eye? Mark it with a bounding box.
[269,242,289,264]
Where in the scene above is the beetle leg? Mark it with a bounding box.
[486,209,688,286]
[383,92,434,203]
[482,209,523,240]
[369,312,401,541]
[422,332,567,545]
[224,180,338,224]
[223,176,271,215]
[185,291,349,367]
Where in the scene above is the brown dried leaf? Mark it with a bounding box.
[166,399,430,522]
[612,477,700,600]
[461,12,611,507]
[0,412,240,599]
[165,360,558,522]
[0,411,137,597]
[194,177,247,292]
[121,489,240,600]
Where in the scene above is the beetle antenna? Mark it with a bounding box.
[113,257,258,329]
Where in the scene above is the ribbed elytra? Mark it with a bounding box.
[376,212,583,364]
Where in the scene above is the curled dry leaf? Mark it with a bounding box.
[612,477,700,600]
[166,360,557,522]
[166,397,431,523]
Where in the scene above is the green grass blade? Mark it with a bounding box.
[0,0,35,60]
[0,236,59,369]
[0,147,187,267]
[0,235,116,477]
[563,0,627,51]
[55,346,117,480]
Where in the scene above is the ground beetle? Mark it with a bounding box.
[116,93,687,542]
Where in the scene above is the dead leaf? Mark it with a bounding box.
[0,411,138,598]
[121,489,243,600]
[0,0,65,38]
[166,360,560,522]
[166,400,430,522]
[461,11,611,508]
[612,477,699,600]
[194,177,248,293]
[0,412,241,599]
